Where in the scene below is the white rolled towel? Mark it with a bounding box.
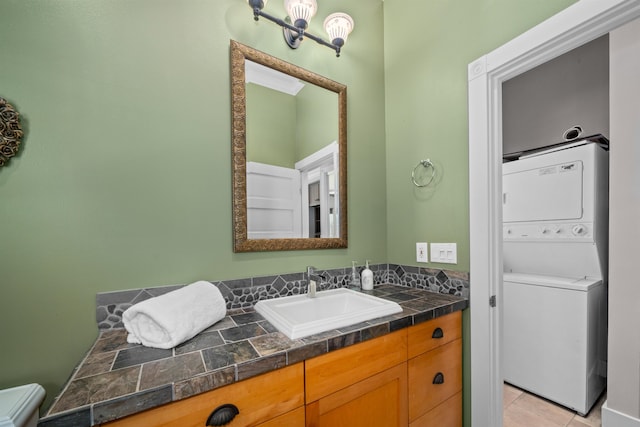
[123,281,227,349]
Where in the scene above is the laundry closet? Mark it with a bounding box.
[501,35,610,416]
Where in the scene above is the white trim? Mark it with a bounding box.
[468,1,640,426]
[603,401,640,427]
[245,59,305,96]
[294,141,339,170]
[296,142,340,238]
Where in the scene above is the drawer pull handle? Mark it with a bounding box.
[207,403,239,426]
[432,327,444,339]
[433,372,445,385]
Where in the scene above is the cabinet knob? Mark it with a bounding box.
[432,327,444,339]
[432,372,445,385]
[207,403,239,426]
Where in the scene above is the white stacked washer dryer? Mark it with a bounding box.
[502,141,608,416]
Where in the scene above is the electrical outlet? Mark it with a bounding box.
[416,242,428,263]
[430,243,457,264]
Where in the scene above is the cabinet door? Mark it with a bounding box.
[305,329,407,402]
[258,407,306,427]
[103,364,304,427]
[306,362,408,427]
[408,339,462,422]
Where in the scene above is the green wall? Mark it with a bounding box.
[383,0,577,271]
[383,0,577,425]
[245,81,337,167]
[0,0,386,409]
[295,83,339,160]
[246,83,297,168]
[0,0,579,422]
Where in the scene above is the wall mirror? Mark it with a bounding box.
[230,40,348,252]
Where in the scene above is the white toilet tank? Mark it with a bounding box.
[0,384,45,427]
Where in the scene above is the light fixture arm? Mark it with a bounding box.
[251,7,343,57]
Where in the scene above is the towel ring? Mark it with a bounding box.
[412,159,435,187]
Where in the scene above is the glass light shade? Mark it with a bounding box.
[323,12,354,46]
[284,0,317,26]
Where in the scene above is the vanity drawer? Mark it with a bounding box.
[408,311,461,359]
[408,339,462,421]
[103,363,304,427]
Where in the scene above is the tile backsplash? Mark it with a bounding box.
[96,264,469,330]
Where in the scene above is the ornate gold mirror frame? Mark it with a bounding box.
[230,40,348,252]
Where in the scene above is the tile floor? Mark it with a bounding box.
[503,383,606,427]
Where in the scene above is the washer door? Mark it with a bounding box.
[503,277,588,413]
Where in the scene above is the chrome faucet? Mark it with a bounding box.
[307,266,316,278]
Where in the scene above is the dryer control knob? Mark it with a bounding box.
[572,225,586,236]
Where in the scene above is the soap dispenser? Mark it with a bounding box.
[350,261,361,288]
[361,260,374,290]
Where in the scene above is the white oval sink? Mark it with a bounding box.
[254,288,403,339]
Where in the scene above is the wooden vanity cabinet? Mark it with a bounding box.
[101,311,463,427]
[408,311,463,427]
[304,311,463,427]
[304,330,408,427]
[102,363,304,427]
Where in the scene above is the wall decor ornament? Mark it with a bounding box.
[0,97,24,167]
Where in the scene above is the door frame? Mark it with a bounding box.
[467,1,640,425]
[295,142,340,238]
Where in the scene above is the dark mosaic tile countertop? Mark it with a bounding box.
[39,284,468,427]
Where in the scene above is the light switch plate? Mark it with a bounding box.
[416,242,428,263]
[430,243,457,264]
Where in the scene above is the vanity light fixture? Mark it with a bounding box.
[246,0,354,57]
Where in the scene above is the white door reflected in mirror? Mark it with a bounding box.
[247,142,339,239]
[246,162,302,239]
